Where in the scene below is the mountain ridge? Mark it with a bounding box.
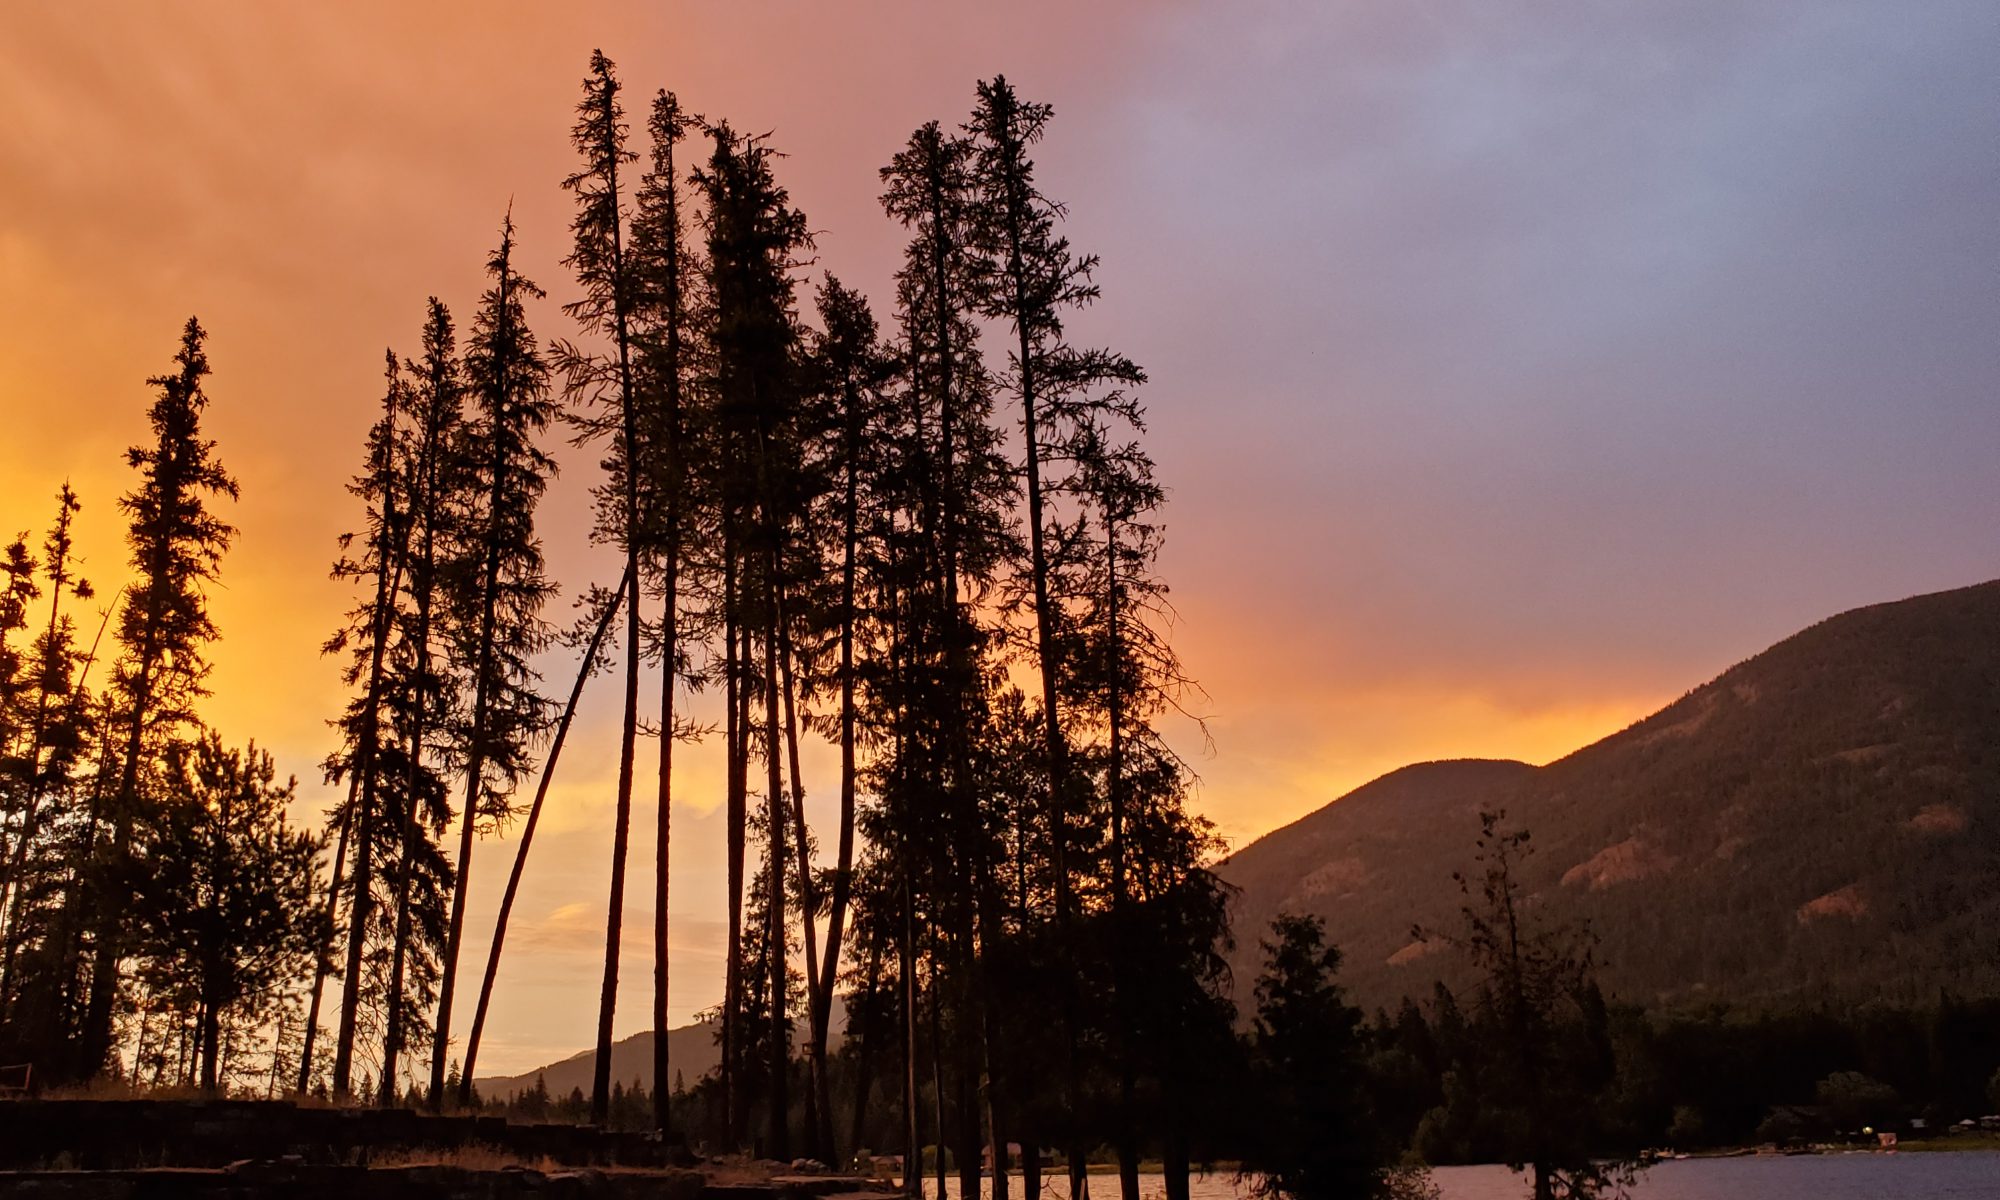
[1215,578,2000,1013]
[475,1021,718,1103]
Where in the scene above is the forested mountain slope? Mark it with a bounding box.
[1216,579,2000,1013]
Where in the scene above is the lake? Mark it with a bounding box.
[913,1153,2000,1199]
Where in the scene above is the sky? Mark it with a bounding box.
[2,2,1996,1077]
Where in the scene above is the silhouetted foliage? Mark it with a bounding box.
[555,48,648,1124]
[1420,810,1640,1199]
[125,734,320,1093]
[429,213,557,1109]
[1240,914,1391,1200]
[82,317,240,1080]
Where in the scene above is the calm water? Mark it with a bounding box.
[916,1153,2000,1200]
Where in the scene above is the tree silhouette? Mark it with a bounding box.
[80,316,238,1079]
[697,119,814,1160]
[802,274,897,1157]
[555,48,647,1125]
[966,76,1148,1195]
[381,298,468,1103]
[0,488,92,1006]
[430,214,557,1109]
[1240,915,1385,1200]
[125,734,319,1094]
[632,85,700,1135]
[1432,811,1640,1200]
[0,486,101,1066]
[327,352,412,1098]
[462,572,625,1092]
[0,67,1268,1152]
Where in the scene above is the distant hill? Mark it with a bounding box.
[476,1021,720,1103]
[476,1000,847,1102]
[1215,579,2000,1014]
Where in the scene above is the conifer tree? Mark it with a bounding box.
[381,298,467,1102]
[125,734,320,1094]
[802,275,896,1155]
[0,486,94,1033]
[880,115,1026,1197]
[698,120,813,1159]
[1068,418,1202,1197]
[966,79,1150,1189]
[79,316,238,1078]
[632,86,699,1134]
[328,352,412,1097]
[555,49,646,1125]
[1434,812,1638,1200]
[0,497,78,941]
[0,537,39,765]
[431,214,557,1108]
[1241,915,1385,1200]
[20,605,118,1065]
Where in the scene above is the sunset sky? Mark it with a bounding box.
[3,2,1995,1077]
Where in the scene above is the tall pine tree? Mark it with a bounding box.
[431,214,557,1108]
[381,299,467,1102]
[327,352,412,1098]
[555,49,647,1125]
[79,317,238,1079]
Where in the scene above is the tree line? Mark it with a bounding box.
[0,52,1261,1194]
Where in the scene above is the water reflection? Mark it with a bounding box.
[906,1151,2000,1200]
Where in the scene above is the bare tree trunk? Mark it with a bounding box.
[429,575,497,1110]
[763,623,791,1160]
[199,988,220,1094]
[590,555,642,1124]
[462,572,626,1096]
[650,109,690,1136]
[777,605,831,1160]
[928,945,949,1200]
[652,562,677,1132]
[132,1003,155,1088]
[816,366,863,1160]
[1162,1134,1190,1200]
[588,64,646,1128]
[80,615,160,1075]
[902,879,921,1198]
[297,772,356,1094]
[723,547,747,1149]
[1106,512,1138,1200]
[978,940,1008,1200]
[267,1008,285,1099]
[848,936,884,1162]
[956,1016,981,1200]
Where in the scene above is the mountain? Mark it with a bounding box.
[1215,579,2000,1014]
[476,999,848,1102]
[476,1021,721,1103]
